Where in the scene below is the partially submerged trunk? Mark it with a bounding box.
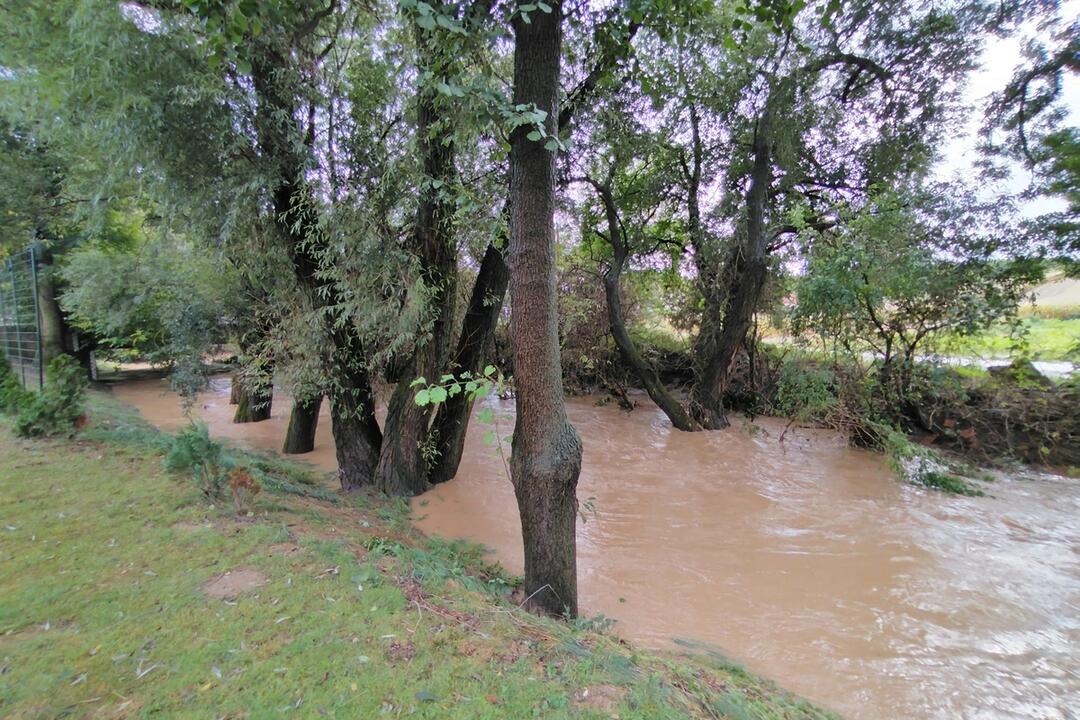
[679,99,730,430]
[507,0,583,618]
[330,375,383,491]
[428,241,510,484]
[233,377,273,423]
[373,29,459,496]
[691,113,772,425]
[590,176,699,431]
[282,395,321,454]
[251,48,382,489]
[232,312,273,424]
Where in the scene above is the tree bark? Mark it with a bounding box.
[282,395,321,454]
[691,113,772,424]
[373,27,459,497]
[250,49,382,489]
[232,315,273,424]
[507,0,583,618]
[233,376,273,423]
[330,372,383,491]
[590,177,699,431]
[428,241,509,484]
[33,249,66,364]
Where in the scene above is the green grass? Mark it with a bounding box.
[0,392,836,719]
[934,318,1080,362]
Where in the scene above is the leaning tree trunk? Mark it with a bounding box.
[373,27,459,497]
[428,241,510,484]
[592,178,700,431]
[507,0,583,618]
[282,395,322,454]
[691,112,772,424]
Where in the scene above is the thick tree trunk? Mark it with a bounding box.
[33,251,66,364]
[373,29,458,497]
[252,49,382,490]
[232,317,273,423]
[691,114,772,425]
[330,375,383,491]
[282,395,321,454]
[428,242,509,484]
[592,178,700,431]
[233,375,273,423]
[507,0,583,618]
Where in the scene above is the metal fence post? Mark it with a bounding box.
[8,257,26,386]
[28,245,44,389]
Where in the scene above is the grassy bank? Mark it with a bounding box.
[0,392,835,719]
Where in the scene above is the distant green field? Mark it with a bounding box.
[935,318,1080,362]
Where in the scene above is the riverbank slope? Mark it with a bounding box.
[0,392,835,719]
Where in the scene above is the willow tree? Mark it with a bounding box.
[574,0,987,430]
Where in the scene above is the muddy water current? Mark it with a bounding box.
[111,377,1080,719]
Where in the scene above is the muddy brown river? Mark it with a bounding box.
[112,377,1080,720]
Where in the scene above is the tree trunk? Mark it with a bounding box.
[33,250,66,364]
[232,315,273,424]
[678,97,729,430]
[330,374,383,491]
[373,27,459,497]
[233,375,273,423]
[691,113,772,425]
[251,48,382,490]
[592,178,700,431]
[282,395,321,454]
[428,241,510,484]
[507,0,583,618]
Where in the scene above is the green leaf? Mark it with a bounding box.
[483,430,496,445]
[526,130,543,141]
[429,386,448,404]
[483,365,496,376]
[477,407,494,424]
[416,14,436,30]
[410,377,427,388]
[414,388,431,406]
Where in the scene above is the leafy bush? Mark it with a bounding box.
[13,355,88,437]
[773,360,839,423]
[0,356,32,414]
[164,422,226,498]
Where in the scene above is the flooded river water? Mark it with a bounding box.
[111,377,1080,720]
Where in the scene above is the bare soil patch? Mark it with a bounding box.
[200,568,268,599]
[573,684,626,713]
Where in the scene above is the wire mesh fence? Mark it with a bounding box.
[0,246,44,390]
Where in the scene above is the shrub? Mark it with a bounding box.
[13,355,88,437]
[0,357,32,414]
[164,422,226,498]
